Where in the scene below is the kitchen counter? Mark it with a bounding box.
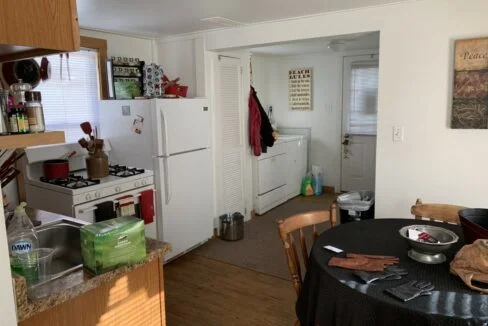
[13,210,171,323]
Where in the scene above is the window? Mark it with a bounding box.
[348,62,379,135]
[34,50,99,142]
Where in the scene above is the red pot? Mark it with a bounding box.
[43,159,69,180]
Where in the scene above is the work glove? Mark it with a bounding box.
[384,280,435,302]
[354,266,408,284]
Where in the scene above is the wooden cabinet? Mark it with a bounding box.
[0,0,80,62]
[0,131,65,149]
[19,258,167,326]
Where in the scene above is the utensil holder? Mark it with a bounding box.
[86,149,109,179]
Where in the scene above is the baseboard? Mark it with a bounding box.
[323,185,335,194]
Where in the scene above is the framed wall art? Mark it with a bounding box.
[451,37,488,129]
[289,68,312,110]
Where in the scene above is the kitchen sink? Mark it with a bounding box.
[36,220,83,276]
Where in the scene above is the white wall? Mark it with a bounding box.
[156,35,206,98]
[252,53,344,190]
[80,29,157,63]
[204,0,488,219]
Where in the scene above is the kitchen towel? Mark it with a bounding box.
[139,189,154,224]
[117,195,136,216]
[95,201,116,222]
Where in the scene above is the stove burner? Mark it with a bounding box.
[40,175,100,189]
[109,164,145,178]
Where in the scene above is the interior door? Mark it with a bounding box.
[341,55,379,192]
[214,56,246,217]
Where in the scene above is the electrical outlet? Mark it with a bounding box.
[121,105,131,116]
[392,126,404,142]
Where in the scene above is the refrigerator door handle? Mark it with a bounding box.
[163,158,172,205]
[161,108,170,157]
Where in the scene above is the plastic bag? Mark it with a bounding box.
[301,175,314,196]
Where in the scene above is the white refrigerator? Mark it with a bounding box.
[99,98,214,261]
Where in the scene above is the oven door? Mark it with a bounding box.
[73,184,157,239]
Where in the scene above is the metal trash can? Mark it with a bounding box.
[219,212,244,241]
[337,191,375,224]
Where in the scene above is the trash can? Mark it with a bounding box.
[219,212,244,241]
[337,191,375,224]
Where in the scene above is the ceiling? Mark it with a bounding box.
[250,32,380,56]
[76,0,408,37]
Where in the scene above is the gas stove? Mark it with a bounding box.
[22,142,156,236]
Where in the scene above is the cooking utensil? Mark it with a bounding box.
[14,59,41,89]
[0,151,25,173]
[398,225,459,264]
[80,121,93,139]
[40,57,51,81]
[43,159,69,180]
[60,150,77,160]
[78,138,89,149]
[66,53,71,80]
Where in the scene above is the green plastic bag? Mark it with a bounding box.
[301,176,314,196]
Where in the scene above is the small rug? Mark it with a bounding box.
[193,193,336,280]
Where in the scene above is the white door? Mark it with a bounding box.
[156,98,211,156]
[157,149,214,261]
[214,56,246,216]
[341,55,379,192]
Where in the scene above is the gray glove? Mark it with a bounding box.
[385,280,435,302]
[354,266,408,284]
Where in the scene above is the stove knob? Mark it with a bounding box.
[95,191,101,198]
[134,182,140,187]
[85,194,92,201]
[115,186,121,192]
[141,180,147,186]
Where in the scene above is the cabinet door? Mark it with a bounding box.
[258,154,286,195]
[0,0,80,56]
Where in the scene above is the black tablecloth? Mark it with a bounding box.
[296,219,488,326]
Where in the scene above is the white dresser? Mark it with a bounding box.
[253,135,307,215]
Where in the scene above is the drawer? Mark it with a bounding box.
[255,184,287,215]
[258,154,286,195]
[257,142,286,160]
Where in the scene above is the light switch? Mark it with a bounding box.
[392,126,404,142]
[122,105,131,116]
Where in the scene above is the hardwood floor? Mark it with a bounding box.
[164,254,296,326]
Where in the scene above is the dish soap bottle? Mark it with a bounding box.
[7,202,39,283]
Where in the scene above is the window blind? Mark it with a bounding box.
[34,50,99,142]
[348,62,379,135]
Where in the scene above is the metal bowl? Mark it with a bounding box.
[399,224,459,264]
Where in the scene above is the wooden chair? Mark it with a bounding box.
[411,198,465,224]
[277,203,337,298]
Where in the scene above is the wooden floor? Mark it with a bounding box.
[164,253,296,326]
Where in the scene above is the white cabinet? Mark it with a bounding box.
[253,135,307,215]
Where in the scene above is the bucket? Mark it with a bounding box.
[219,212,244,241]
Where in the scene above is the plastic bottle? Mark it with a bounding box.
[7,202,39,283]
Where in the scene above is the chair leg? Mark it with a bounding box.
[295,319,300,326]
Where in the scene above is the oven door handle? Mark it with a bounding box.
[79,206,97,214]
[113,193,141,204]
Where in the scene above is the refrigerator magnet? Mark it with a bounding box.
[132,115,144,134]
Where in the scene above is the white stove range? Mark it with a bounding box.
[23,142,157,238]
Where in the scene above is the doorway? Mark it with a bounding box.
[341,54,379,192]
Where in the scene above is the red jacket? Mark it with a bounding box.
[249,88,261,156]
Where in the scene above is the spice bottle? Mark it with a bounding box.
[8,108,19,134]
[15,107,29,134]
[25,91,45,133]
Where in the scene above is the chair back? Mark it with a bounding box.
[277,203,337,297]
[411,198,465,224]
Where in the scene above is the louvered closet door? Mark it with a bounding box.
[215,57,245,215]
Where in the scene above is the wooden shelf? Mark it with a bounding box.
[0,131,65,149]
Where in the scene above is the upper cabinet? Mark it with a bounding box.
[0,0,80,62]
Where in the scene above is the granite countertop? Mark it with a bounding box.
[13,210,171,322]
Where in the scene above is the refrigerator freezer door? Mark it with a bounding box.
[155,149,214,261]
[155,98,211,156]
[99,100,156,170]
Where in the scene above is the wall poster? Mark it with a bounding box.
[289,68,312,110]
[451,37,488,129]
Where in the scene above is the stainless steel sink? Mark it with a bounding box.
[36,220,83,277]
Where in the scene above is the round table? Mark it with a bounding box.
[296,219,488,326]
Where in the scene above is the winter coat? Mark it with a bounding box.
[248,87,262,156]
[249,87,274,155]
